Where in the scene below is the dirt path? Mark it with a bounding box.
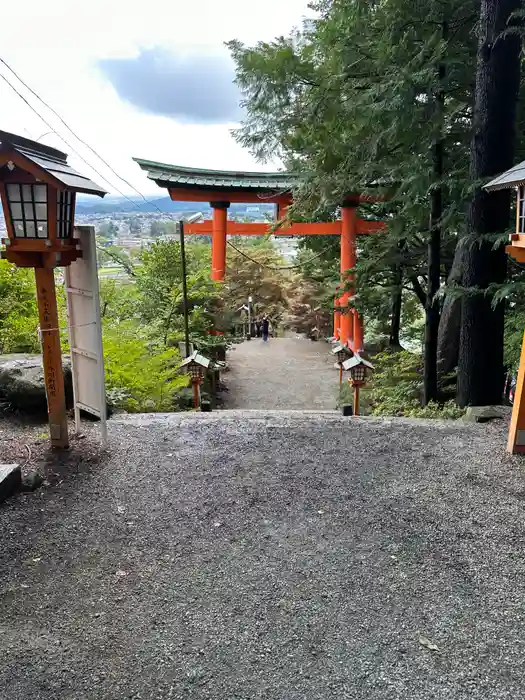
[224,336,338,410]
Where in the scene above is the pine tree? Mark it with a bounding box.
[229,0,478,402]
[457,0,522,406]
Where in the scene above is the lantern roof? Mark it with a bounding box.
[133,158,298,193]
[342,353,374,371]
[331,342,353,356]
[178,350,212,370]
[0,130,106,196]
[484,161,525,192]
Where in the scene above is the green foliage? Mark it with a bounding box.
[225,241,292,327]
[228,0,484,394]
[339,350,464,419]
[97,221,119,240]
[103,321,186,412]
[504,309,525,373]
[136,240,220,345]
[0,261,40,353]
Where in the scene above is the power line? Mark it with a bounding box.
[0,56,299,223]
[0,57,153,206]
[227,239,335,271]
[0,57,334,274]
[0,70,142,212]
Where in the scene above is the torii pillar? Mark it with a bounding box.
[333,286,341,339]
[211,202,229,281]
[340,205,363,350]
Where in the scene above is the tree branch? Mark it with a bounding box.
[409,274,427,307]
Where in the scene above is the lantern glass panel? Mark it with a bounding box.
[35,204,47,220]
[6,184,20,201]
[352,365,366,383]
[34,185,47,202]
[6,183,49,238]
[518,185,525,234]
[57,190,74,239]
[189,364,201,380]
[10,203,22,219]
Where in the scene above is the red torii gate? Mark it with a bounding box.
[134,159,384,350]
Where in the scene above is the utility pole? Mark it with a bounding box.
[248,295,253,339]
[179,219,191,359]
[179,213,202,358]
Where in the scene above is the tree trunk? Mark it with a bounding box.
[437,237,467,383]
[389,267,403,348]
[423,20,446,405]
[457,0,522,407]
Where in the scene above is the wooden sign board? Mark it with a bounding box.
[65,225,107,444]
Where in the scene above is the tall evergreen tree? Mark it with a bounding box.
[457,0,522,407]
[229,0,479,402]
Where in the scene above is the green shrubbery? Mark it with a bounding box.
[103,322,187,412]
[339,350,465,419]
[0,261,40,354]
[0,242,226,413]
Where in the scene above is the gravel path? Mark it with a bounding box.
[1,411,525,698]
[224,337,338,410]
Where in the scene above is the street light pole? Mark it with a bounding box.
[179,212,202,358]
[179,219,191,359]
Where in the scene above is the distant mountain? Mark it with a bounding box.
[75,195,274,216]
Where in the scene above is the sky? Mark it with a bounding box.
[0,0,312,197]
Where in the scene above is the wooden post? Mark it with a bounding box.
[211,202,229,281]
[508,328,525,452]
[339,364,343,387]
[192,380,200,409]
[340,206,357,347]
[35,266,69,449]
[353,384,360,416]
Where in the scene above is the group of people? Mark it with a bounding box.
[251,315,271,342]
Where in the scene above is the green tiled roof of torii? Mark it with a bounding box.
[133,158,298,191]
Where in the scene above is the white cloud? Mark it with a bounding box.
[0,0,312,196]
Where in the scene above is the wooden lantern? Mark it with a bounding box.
[332,342,353,386]
[342,353,374,415]
[0,131,105,448]
[179,350,212,408]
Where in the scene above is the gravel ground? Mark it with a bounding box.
[224,337,338,410]
[1,411,525,699]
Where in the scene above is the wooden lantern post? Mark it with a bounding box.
[192,378,201,409]
[35,266,68,445]
[179,350,212,410]
[342,353,374,416]
[0,131,106,448]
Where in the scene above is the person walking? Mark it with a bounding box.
[262,314,270,342]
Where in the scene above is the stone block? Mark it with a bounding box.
[462,406,506,423]
[0,464,21,503]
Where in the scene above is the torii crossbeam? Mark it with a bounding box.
[133,159,385,351]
